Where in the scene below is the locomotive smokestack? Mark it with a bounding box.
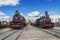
[15,10,19,14]
[45,11,49,18]
[45,11,48,16]
[15,10,22,16]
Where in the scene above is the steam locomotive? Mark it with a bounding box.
[10,10,26,29]
[34,11,54,29]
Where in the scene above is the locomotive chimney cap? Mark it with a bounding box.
[15,10,19,14]
[16,10,18,13]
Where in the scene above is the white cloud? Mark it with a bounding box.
[28,13,33,17]
[0,11,6,15]
[28,11,40,17]
[0,11,10,21]
[4,16,10,18]
[0,0,20,6]
[32,11,40,16]
[48,11,57,15]
[47,11,60,17]
[24,16,29,19]
[20,13,23,16]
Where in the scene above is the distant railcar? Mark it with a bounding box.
[0,21,1,27]
[0,21,8,28]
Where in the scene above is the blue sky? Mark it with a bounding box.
[0,0,60,17]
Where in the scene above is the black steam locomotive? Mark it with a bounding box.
[10,10,26,29]
[33,11,54,29]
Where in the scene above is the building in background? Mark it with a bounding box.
[50,16,60,23]
[58,18,60,23]
[26,17,35,23]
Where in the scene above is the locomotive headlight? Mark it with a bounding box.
[15,17,18,19]
[11,23,13,24]
[18,23,20,24]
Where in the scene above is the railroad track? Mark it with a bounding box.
[3,30,23,40]
[0,28,24,40]
[0,28,12,35]
[34,26,60,38]
[42,28,60,38]
[0,30,17,40]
